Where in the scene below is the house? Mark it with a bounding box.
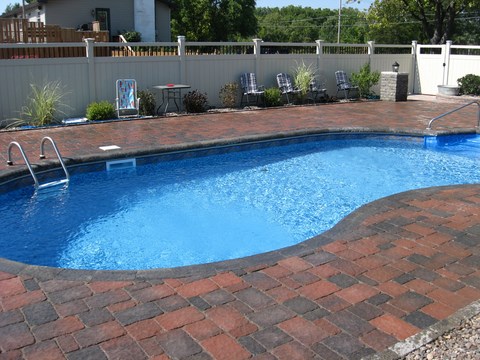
[1,0,172,41]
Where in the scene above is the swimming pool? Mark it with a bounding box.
[0,133,479,270]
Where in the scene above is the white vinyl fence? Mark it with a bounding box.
[415,41,480,94]
[0,37,479,120]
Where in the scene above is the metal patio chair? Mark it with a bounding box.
[240,73,265,107]
[309,77,328,103]
[335,70,359,99]
[276,73,301,104]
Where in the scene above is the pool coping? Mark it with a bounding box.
[0,127,478,282]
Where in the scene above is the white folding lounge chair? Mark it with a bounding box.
[115,79,140,118]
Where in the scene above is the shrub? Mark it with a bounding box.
[264,87,282,107]
[351,62,380,98]
[183,90,208,113]
[121,30,141,42]
[86,101,116,120]
[457,74,480,96]
[21,81,69,126]
[219,82,239,108]
[138,89,156,116]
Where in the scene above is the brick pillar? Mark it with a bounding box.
[380,72,408,101]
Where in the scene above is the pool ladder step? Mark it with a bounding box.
[6,137,70,190]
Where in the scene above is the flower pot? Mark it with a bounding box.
[437,85,460,96]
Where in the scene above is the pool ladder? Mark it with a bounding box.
[427,100,480,130]
[6,137,70,190]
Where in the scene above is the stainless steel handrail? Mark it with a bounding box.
[6,141,41,188]
[426,100,480,130]
[6,137,69,190]
[39,136,70,184]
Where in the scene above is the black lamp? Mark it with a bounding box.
[392,61,400,73]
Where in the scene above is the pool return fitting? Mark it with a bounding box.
[6,136,70,190]
[427,100,480,130]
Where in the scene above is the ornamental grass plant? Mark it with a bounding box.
[293,61,316,102]
[21,81,69,126]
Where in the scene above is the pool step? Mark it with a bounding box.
[425,134,480,157]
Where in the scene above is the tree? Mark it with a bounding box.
[366,0,426,44]
[452,8,480,44]
[171,0,257,41]
[2,0,35,16]
[362,0,480,44]
[256,6,368,43]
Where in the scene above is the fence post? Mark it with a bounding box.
[444,40,452,85]
[253,38,262,78]
[411,40,417,94]
[177,35,186,84]
[84,38,96,103]
[315,40,324,75]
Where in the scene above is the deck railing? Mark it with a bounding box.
[0,18,108,46]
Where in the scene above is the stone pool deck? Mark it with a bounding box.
[0,96,479,359]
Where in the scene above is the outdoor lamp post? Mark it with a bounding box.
[392,61,400,72]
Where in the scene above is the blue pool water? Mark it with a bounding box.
[0,134,479,270]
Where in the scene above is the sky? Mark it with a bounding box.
[256,0,374,10]
[0,1,375,14]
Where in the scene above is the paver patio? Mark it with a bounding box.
[0,96,479,359]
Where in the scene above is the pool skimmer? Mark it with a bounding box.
[106,158,136,171]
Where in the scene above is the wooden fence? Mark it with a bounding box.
[0,19,108,43]
[0,19,108,59]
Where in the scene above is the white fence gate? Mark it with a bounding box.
[415,41,480,94]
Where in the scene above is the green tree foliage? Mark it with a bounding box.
[171,0,257,41]
[2,0,35,15]
[364,0,480,44]
[256,6,369,43]
[451,9,480,44]
[366,0,426,43]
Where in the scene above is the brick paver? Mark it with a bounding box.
[0,97,479,358]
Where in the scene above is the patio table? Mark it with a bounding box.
[152,84,191,115]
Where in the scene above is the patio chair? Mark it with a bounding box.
[309,78,328,103]
[240,73,265,107]
[276,73,301,104]
[115,79,140,118]
[335,70,359,99]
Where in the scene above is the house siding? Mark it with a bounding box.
[156,1,171,41]
[20,5,46,23]
[2,0,171,41]
[45,0,134,37]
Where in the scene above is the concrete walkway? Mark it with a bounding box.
[0,97,479,359]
